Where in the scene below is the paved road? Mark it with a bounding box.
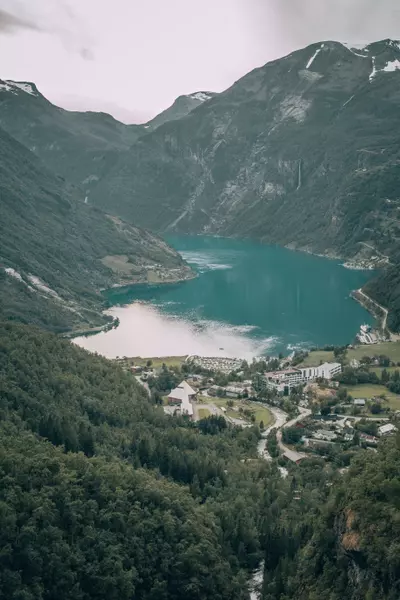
[135,376,151,397]
[257,406,311,460]
[257,406,288,460]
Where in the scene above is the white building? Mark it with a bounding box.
[226,386,244,398]
[378,423,397,437]
[313,429,337,441]
[354,398,366,406]
[264,369,304,387]
[300,362,342,381]
[263,362,342,393]
[167,381,196,417]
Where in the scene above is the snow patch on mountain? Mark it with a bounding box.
[4,268,35,291]
[369,57,378,81]
[383,59,400,72]
[28,275,61,299]
[370,58,400,81]
[190,92,212,102]
[4,268,24,282]
[0,80,37,96]
[306,45,323,70]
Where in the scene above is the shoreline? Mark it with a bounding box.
[351,288,400,341]
[63,316,120,339]
[105,266,197,292]
[68,238,387,353]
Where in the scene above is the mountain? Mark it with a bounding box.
[0,79,145,190]
[145,91,216,131]
[0,126,192,332]
[91,39,400,265]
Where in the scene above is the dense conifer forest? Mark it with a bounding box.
[0,321,399,599]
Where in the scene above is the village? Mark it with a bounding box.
[117,341,400,466]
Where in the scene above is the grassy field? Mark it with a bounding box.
[300,342,400,367]
[343,383,400,410]
[211,398,273,426]
[198,408,211,419]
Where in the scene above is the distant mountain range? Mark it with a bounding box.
[2,39,400,330]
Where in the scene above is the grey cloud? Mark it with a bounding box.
[0,2,95,61]
[79,47,94,61]
[270,0,400,45]
[0,7,41,33]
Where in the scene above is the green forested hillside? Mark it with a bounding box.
[0,127,190,332]
[364,263,400,332]
[0,321,265,599]
[0,321,399,599]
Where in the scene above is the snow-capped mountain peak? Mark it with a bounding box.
[0,80,38,96]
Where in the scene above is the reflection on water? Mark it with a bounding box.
[74,303,278,359]
[74,235,376,359]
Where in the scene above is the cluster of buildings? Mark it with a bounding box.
[298,417,398,452]
[263,362,342,393]
[208,382,252,399]
[189,355,243,374]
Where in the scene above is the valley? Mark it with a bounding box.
[1,33,400,600]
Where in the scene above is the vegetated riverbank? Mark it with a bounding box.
[63,317,120,339]
[284,240,388,271]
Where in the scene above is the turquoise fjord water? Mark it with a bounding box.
[75,236,375,359]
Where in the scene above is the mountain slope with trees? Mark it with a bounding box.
[0,126,191,332]
[0,321,399,599]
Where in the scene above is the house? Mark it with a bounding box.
[378,423,397,437]
[226,385,244,398]
[167,380,197,418]
[306,438,336,449]
[283,449,306,464]
[354,398,366,407]
[342,427,355,442]
[359,432,379,446]
[313,429,337,442]
[350,359,360,369]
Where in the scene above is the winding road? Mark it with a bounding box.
[257,405,311,460]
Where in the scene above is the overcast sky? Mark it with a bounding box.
[1,0,399,122]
